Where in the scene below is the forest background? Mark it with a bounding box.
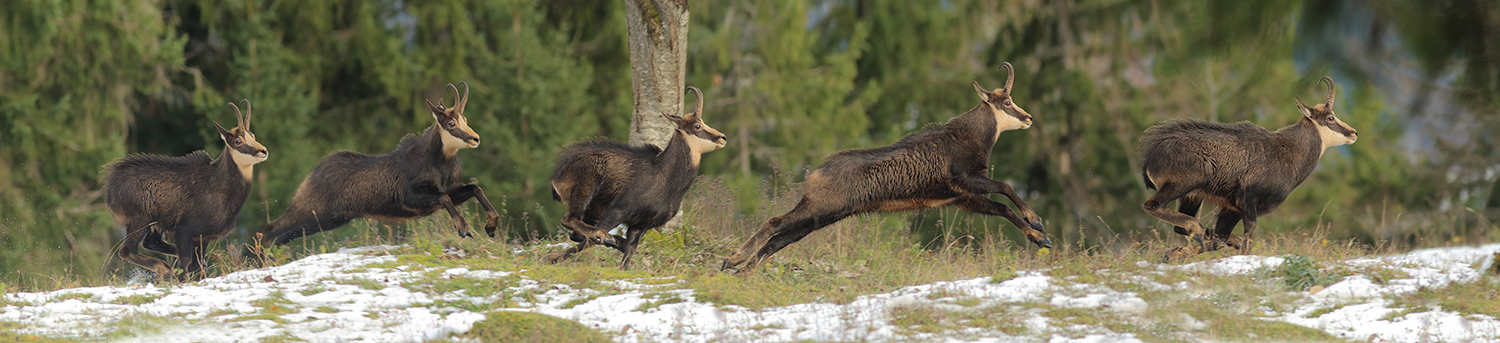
[2,0,1497,289]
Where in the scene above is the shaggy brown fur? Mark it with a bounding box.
[1140,76,1358,259]
[721,63,1050,274]
[105,100,268,281]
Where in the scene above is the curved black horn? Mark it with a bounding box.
[685,86,703,117]
[1001,62,1015,92]
[456,81,469,114]
[239,99,252,131]
[1319,76,1335,106]
[227,101,245,130]
[446,83,460,110]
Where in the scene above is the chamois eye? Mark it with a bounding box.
[448,121,457,127]
[694,124,702,130]
[1004,100,1012,106]
[1325,115,1335,122]
[234,139,242,145]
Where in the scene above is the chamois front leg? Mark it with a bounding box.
[1240,213,1259,255]
[952,194,1052,248]
[448,179,502,238]
[437,193,473,238]
[142,229,178,256]
[959,174,1044,230]
[722,215,784,272]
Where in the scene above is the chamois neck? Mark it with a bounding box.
[411,125,458,161]
[658,131,702,172]
[947,107,1000,145]
[1272,119,1327,182]
[217,147,255,182]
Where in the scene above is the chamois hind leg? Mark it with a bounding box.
[617,224,650,270]
[142,229,178,256]
[447,180,502,238]
[265,212,355,247]
[743,210,852,274]
[1143,181,1211,260]
[119,221,174,280]
[1211,209,1244,252]
[723,196,818,271]
[553,182,619,248]
[544,214,623,264]
[952,194,1051,248]
[1173,196,1203,236]
[172,230,211,281]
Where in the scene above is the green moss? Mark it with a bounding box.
[1391,276,1500,318]
[339,278,387,291]
[889,305,1029,337]
[459,311,611,343]
[634,293,686,312]
[50,293,94,303]
[0,321,79,343]
[313,306,338,313]
[107,292,165,305]
[258,332,307,343]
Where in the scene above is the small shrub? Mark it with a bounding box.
[1272,255,1342,291]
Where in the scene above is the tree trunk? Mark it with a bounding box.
[623,0,691,149]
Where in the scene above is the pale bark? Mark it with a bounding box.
[623,0,690,149]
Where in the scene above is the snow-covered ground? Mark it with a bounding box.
[3,244,1498,342]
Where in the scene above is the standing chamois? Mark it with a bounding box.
[1140,76,1358,260]
[545,86,727,269]
[721,63,1051,274]
[260,82,500,251]
[105,100,268,281]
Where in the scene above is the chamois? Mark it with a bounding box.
[545,86,727,269]
[721,63,1051,274]
[105,100,268,281]
[1140,76,1358,260]
[259,82,500,251]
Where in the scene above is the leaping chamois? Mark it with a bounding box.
[260,82,500,252]
[721,63,1051,274]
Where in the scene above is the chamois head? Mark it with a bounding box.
[663,86,727,156]
[972,62,1034,133]
[425,82,482,155]
[214,99,269,166]
[1294,76,1358,149]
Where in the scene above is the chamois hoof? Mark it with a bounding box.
[457,230,474,239]
[1029,222,1045,231]
[594,236,619,249]
[1033,237,1053,249]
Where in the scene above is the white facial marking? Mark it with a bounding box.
[1316,123,1353,150]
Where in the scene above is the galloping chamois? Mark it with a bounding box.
[545,86,727,269]
[105,100,268,281]
[721,63,1051,274]
[260,82,500,250]
[1140,76,1358,260]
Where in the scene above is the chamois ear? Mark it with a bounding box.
[213,120,235,143]
[425,97,447,115]
[1294,97,1314,119]
[661,112,685,124]
[973,81,992,103]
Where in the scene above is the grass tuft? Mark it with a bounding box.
[459,311,611,343]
